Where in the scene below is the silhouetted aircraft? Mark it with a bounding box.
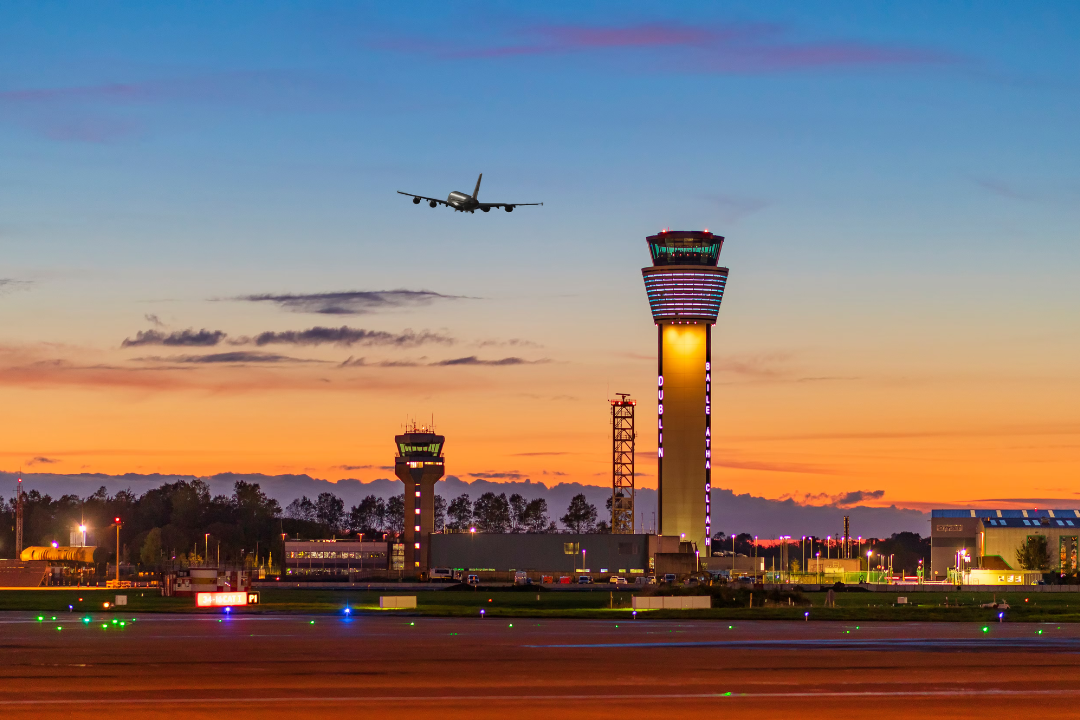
[398,173,542,213]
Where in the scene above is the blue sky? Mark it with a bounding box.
[1,1,1078,511]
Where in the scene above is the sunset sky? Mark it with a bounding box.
[1,2,1078,511]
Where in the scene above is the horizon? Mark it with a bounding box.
[2,2,1078,520]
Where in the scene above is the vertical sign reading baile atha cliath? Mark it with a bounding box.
[642,230,729,556]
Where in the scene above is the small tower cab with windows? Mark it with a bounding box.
[394,423,446,578]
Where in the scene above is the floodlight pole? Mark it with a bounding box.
[116,522,121,585]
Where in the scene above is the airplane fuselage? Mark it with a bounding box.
[447,190,478,211]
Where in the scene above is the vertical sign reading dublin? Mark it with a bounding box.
[642,230,728,556]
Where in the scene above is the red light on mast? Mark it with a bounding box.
[114,517,121,523]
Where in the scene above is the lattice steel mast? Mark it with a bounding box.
[611,394,636,534]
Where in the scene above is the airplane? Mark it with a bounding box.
[397,173,542,213]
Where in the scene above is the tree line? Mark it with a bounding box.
[1,480,609,570]
[282,491,606,535]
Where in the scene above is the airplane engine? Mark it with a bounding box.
[504,206,514,212]
[481,207,490,212]
[429,200,437,208]
[412,197,421,204]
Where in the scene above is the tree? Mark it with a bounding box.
[473,492,511,533]
[434,495,447,533]
[140,527,163,567]
[315,492,345,531]
[508,494,528,533]
[560,494,597,533]
[386,494,404,534]
[522,498,550,533]
[595,520,611,534]
[285,496,316,522]
[447,494,473,532]
[1016,535,1051,571]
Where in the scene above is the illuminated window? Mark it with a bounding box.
[415,508,420,514]
[414,543,420,549]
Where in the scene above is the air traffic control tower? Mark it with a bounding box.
[642,230,729,556]
[394,423,445,578]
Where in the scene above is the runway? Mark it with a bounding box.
[2,614,1079,719]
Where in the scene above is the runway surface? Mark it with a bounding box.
[2,613,1079,719]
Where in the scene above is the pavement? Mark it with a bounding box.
[2,613,1080,719]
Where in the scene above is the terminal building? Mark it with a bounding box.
[931,508,1080,581]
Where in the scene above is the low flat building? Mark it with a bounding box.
[429,533,680,581]
[284,539,392,577]
[932,508,1080,580]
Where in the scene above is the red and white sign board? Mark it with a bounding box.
[196,591,260,607]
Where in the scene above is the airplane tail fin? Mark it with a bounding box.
[473,173,482,199]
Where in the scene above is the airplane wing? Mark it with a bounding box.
[477,202,544,210]
[398,191,450,206]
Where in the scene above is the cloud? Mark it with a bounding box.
[474,338,542,349]
[122,329,227,347]
[714,351,793,379]
[338,356,421,368]
[780,489,886,507]
[233,290,470,315]
[714,459,842,475]
[467,471,526,480]
[973,177,1031,201]
[334,464,394,471]
[0,71,352,143]
[146,352,321,364]
[432,356,548,366]
[144,314,164,327]
[707,194,770,223]
[339,355,546,368]
[250,326,453,347]
[27,456,59,466]
[0,279,31,296]
[380,21,960,74]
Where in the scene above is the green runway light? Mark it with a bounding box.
[111,619,118,625]
[1039,630,1044,634]
[51,616,56,620]
[728,626,733,629]
[120,621,126,627]
[509,624,513,628]
[36,616,43,622]
[101,624,107,629]
[722,692,732,697]
[982,627,989,633]
[56,626,62,631]
[310,620,315,625]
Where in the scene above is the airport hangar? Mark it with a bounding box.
[931,508,1080,580]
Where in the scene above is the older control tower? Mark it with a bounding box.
[642,230,729,555]
[394,423,445,578]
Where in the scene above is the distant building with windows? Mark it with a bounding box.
[931,509,1080,580]
[284,539,393,577]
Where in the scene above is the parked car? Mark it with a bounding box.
[558,576,572,584]
[663,573,677,583]
[429,568,453,581]
[633,576,656,586]
[577,575,593,584]
[467,574,480,586]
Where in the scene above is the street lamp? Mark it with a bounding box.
[205,533,210,567]
[866,549,873,580]
[114,517,122,585]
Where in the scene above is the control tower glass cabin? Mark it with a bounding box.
[394,425,445,577]
[641,230,729,555]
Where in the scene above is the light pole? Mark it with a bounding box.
[114,517,121,585]
[815,552,821,584]
[204,533,210,567]
[866,549,873,582]
[826,536,831,560]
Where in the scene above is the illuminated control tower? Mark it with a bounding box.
[642,230,729,555]
[394,423,445,578]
